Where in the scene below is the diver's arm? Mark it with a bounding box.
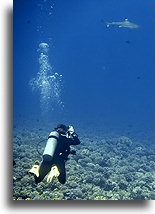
[63,126,80,145]
[68,132,80,145]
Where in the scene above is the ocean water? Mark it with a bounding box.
[13,0,154,200]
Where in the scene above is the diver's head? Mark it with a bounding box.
[54,124,69,134]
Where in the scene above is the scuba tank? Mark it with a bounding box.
[43,131,59,161]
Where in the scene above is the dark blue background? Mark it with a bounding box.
[13,0,154,142]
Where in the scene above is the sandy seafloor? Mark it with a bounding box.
[13,118,155,200]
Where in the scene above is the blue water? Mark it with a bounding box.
[14,0,154,144]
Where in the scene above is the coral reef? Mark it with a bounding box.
[13,125,155,200]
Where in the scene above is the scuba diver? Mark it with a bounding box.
[29,124,80,184]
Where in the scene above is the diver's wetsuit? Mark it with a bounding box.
[35,131,80,184]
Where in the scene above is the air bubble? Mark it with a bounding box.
[29,43,64,113]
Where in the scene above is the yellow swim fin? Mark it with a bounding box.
[46,165,60,183]
[29,164,40,177]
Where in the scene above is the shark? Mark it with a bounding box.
[105,18,140,29]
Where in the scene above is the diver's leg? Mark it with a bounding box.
[34,161,52,184]
[56,159,66,184]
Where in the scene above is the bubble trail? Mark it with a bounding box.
[29,42,64,113]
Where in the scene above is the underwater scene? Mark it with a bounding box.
[13,0,154,200]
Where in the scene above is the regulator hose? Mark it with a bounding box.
[36,138,47,155]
